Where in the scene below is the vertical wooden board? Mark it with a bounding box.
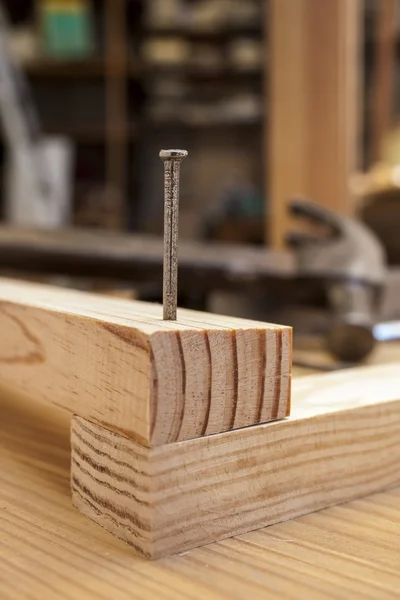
[305,0,362,216]
[267,0,308,249]
[267,0,362,248]
[369,0,397,164]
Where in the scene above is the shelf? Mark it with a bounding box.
[42,124,137,143]
[24,58,106,77]
[141,118,261,130]
[24,58,140,79]
[142,65,262,81]
[143,26,262,41]
[23,57,260,82]
[42,118,258,140]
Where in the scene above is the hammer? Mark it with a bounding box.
[287,198,387,362]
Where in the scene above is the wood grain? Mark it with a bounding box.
[0,277,291,446]
[369,0,397,164]
[2,376,400,598]
[268,0,361,248]
[71,362,400,558]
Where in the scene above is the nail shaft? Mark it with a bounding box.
[160,149,187,320]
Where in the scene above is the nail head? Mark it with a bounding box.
[160,149,188,160]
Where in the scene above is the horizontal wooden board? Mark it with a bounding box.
[0,277,291,446]
[71,363,400,558]
[3,381,400,599]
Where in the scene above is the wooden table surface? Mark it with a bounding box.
[2,352,400,599]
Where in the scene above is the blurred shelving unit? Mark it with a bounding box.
[1,0,266,234]
[137,0,265,241]
[1,0,375,249]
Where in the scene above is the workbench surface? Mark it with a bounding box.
[1,365,400,599]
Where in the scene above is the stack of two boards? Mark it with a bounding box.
[0,278,290,557]
[1,278,400,559]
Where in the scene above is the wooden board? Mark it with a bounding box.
[369,0,397,164]
[2,383,400,599]
[0,277,291,446]
[268,0,361,248]
[71,362,400,558]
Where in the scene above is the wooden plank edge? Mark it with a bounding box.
[0,277,291,446]
[71,388,400,558]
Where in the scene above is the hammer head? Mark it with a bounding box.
[287,198,386,286]
[287,198,387,362]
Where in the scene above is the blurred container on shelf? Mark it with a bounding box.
[144,0,262,34]
[228,38,263,71]
[221,92,262,122]
[8,25,40,63]
[201,180,264,243]
[144,0,186,30]
[5,135,74,227]
[141,37,191,66]
[38,0,95,59]
[146,92,262,127]
[189,0,226,32]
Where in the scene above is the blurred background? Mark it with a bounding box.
[0,0,266,235]
[2,0,400,368]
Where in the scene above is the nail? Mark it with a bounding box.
[160,149,188,320]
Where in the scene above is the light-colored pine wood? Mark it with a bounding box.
[267,0,308,249]
[268,0,362,248]
[2,370,400,598]
[369,0,397,164]
[0,277,291,446]
[71,362,400,558]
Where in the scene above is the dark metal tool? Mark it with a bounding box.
[160,149,187,320]
[287,198,386,362]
